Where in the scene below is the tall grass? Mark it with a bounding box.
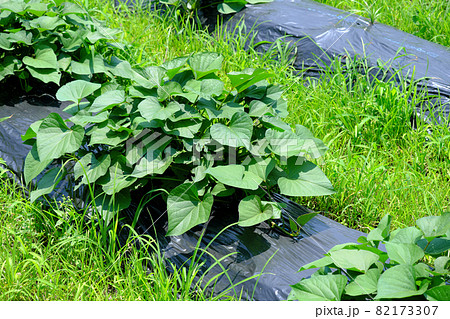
[0,169,242,300]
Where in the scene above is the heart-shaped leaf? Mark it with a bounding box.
[434,256,449,274]
[416,213,450,240]
[206,164,262,190]
[376,265,428,299]
[23,47,58,69]
[417,237,450,255]
[389,227,424,244]
[36,113,84,162]
[101,165,137,195]
[188,52,223,79]
[288,275,347,301]
[138,97,180,121]
[56,80,101,104]
[217,2,245,14]
[385,242,425,264]
[345,268,381,296]
[89,90,125,113]
[329,249,380,273]
[71,55,107,75]
[210,111,253,149]
[277,160,334,196]
[238,195,274,227]
[162,56,188,79]
[167,183,213,236]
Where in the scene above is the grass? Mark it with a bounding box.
[316,0,450,47]
[1,0,449,300]
[0,168,239,300]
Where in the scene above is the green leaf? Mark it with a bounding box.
[297,212,319,226]
[26,66,61,85]
[30,167,65,203]
[385,242,425,264]
[71,55,107,75]
[217,2,246,15]
[188,52,223,79]
[210,111,253,149]
[288,275,347,301]
[0,1,27,14]
[414,263,431,278]
[389,227,423,244]
[367,214,392,242]
[277,160,334,196]
[36,113,84,162]
[131,148,174,178]
[425,285,450,301]
[167,183,214,236]
[29,16,66,30]
[206,165,262,190]
[183,78,224,99]
[157,81,183,101]
[23,144,52,185]
[138,97,180,121]
[23,47,58,69]
[329,249,380,272]
[418,237,450,255]
[60,2,86,15]
[260,116,291,132]
[139,66,166,88]
[162,56,188,79]
[89,90,125,113]
[211,183,235,197]
[244,157,275,182]
[199,100,244,120]
[238,195,274,227]
[0,56,19,81]
[163,119,202,138]
[376,265,428,299]
[266,128,326,159]
[60,29,87,52]
[69,109,108,126]
[56,80,101,104]
[434,256,449,274]
[87,121,129,146]
[345,268,381,296]
[7,30,33,45]
[248,100,275,117]
[263,201,282,219]
[227,68,273,93]
[74,153,111,185]
[101,165,137,195]
[299,256,334,271]
[416,213,450,240]
[0,33,13,51]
